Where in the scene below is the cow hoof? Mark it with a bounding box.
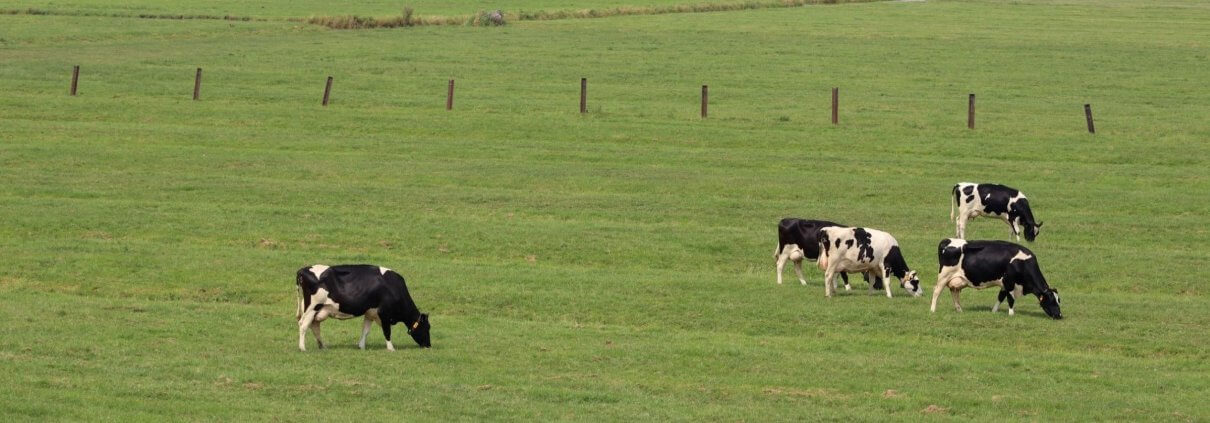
[1009,309,1015,316]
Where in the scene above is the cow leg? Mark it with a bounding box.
[1005,291,1017,316]
[358,317,373,350]
[297,310,317,351]
[1010,219,1021,242]
[310,321,324,349]
[881,266,893,298]
[993,290,1008,313]
[382,323,396,351]
[956,214,968,239]
[775,252,788,285]
[792,259,808,286]
[930,278,948,313]
[823,269,837,298]
[950,287,963,312]
[841,272,852,291]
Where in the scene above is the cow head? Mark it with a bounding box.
[408,313,432,348]
[1024,221,1043,242]
[900,270,922,297]
[1037,289,1062,319]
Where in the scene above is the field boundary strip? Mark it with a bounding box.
[3,0,887,29]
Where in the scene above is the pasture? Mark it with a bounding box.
[2,0,1208,420]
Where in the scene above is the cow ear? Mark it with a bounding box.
[421,313,429,322]
[1037,221,1044,227]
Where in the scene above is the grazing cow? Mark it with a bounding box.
[816,227,921,298]
[774,218,882,290]
[295,264,431,351]
[930,239,1062,319]
[951,183,1043,242]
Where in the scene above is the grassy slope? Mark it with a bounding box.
[1,0,1208,420]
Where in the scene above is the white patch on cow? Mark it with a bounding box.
[1010,251,1033,262]
[308,264,330,279]
[379,266,391,275]
[385,339,396,351]
[309,288,356,323]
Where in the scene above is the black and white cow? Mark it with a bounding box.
[816,227,922,298]
[951,182,1043,242]
[296,264,432,351]
[930,239,1062,319]
[774,218,882,290]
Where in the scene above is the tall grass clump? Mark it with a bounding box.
[305,7,419,29]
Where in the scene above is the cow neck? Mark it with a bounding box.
[392,294,422,328]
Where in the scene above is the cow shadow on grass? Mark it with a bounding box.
[957,305,1054,319]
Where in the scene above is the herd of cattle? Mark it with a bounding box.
[774,182,1061,320]
[294,182,1061,351]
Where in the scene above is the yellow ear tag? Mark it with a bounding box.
[411,321,421,330]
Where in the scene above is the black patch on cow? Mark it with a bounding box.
[961,185,975,196]
[936,239,962,270]
[852,228,875,263]
[844,239,854,247]
[883,245,910,279]
[976,184,1019,216]
[777,218,845,261]
[965,195,975,204]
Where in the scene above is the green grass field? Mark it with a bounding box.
[2,0,1208,420]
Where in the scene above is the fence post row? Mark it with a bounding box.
[70,65,80,96]
[831,87,838,125]
[57,71,1104,133]
[322,76,333,106]
[580,78,587,114]
[193,68,203,101]
[968,93,975,129]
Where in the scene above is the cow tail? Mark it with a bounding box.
[950,184,960,221]
[295,277,304,320]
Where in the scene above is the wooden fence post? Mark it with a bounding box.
[831,87,838,125]
[70,65,79,96]
[447,79,455,110]
[580,78,587,114]
[193,68,203,101]
[701,85,708,118]
[322,76,333,106]
[968,93,975,129]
